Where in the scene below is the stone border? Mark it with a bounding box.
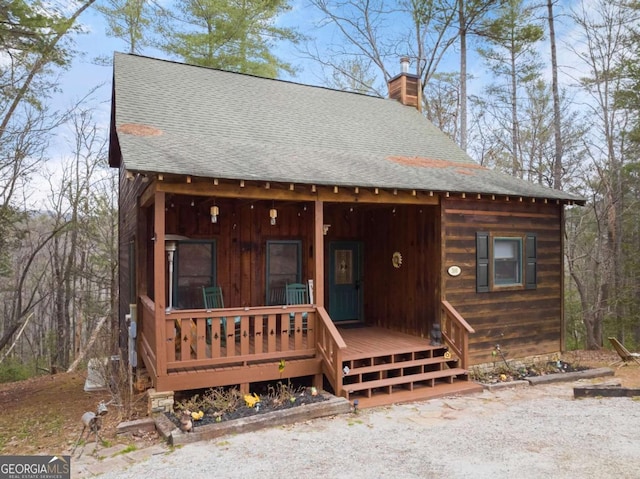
[482,380,530,391]
[154,394,352,446]
[480,367,615,390]
[526,367,614,385]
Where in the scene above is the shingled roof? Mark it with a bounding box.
[109,53,583,203]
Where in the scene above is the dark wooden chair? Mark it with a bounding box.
[286,283,309,331]
[608,337,640,368]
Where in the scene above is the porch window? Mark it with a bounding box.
[493,238,521,285]
[266,240,302,305]
[174,240,216,309]
[476,233,536,292]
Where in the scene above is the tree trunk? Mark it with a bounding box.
[459,0,467,152]
[547,0,563,190]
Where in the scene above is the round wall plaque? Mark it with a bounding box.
[447,265,461,277]
[392,252,403,268]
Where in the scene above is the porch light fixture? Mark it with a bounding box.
[269,207,277,226]
[210,205,219,223]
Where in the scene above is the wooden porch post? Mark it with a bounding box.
[313,199,324,307]
[313,200,325,389]
[154,192,167,378]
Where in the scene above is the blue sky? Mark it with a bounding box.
[38,0,588,208]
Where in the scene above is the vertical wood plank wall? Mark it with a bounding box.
[117,166,147,347]
[152,197,441,337]
[323,203,440,337]
[442,198,564,365]
[163,197,316,308]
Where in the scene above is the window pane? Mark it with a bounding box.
[493,238,522,285]
[494,240,517,259]
[175,242,215,309]
[267,241,301,305]
[335,249,353,285]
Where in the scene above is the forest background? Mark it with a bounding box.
[1,0,639,381]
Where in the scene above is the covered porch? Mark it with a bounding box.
[129,183,477,405]
[136,288,478,405]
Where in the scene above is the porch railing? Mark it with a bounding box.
[163,305,317,371]
[315,306,347,397]
[440,300,475,370]
[140,295,158,378]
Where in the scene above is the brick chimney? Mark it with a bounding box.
[388,57,422,112]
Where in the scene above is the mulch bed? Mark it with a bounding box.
[474,360,590,385]
[167,388,328,429]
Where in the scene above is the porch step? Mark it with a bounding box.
[339,338,474,404]
[345,356,453,376]
[344,368,468,394]
[350,381,483,409]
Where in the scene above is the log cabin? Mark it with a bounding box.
[108,53,585,407]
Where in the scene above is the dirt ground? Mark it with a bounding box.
[0,349,638,457]
[0,372,152,456]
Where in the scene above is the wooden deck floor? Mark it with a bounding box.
[338,325,483,407]
[339,326,439,360]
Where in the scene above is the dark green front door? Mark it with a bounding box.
[329,241,362,322]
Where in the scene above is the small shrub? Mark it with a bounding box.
[174,393,206,413]
[203,387,243,414]
[266,381,302,407]
[0,358,32,383]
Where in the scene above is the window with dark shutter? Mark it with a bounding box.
[525,233,537,289]
[476,232,490,293]
[475,232,537,292]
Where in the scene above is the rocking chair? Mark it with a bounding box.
[285,283,309,332]
[202,286,240,344]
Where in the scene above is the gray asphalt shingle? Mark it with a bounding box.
[111,53,583,202]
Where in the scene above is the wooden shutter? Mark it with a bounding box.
[525,233,537,289]
[476,232,490,293]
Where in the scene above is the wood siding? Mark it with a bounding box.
[117,166,148,349]
[441,198,564,365]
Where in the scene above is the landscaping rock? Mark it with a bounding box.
[481,379,530,391]
[526,367,614,385]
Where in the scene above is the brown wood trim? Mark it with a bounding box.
[444,208,558,219]
[441,300,473,369]
[166,348,317,370]
[441,300,475,333]
[154,192,167,376]
[318,187,439,205]
[314,200,324,307]
[315,306,346,397]
[140,183,157,208]
[155,181,440,205]
[156,358,321,392]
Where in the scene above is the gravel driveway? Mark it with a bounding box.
[96,380,640,479]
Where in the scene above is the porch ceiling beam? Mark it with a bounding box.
[140,183,157,208]
[155,181,440,205]
[156,181,317,201]
[317,187,439,205]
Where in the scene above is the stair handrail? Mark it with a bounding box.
[315,306,347,397]
[440,300,475,370]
